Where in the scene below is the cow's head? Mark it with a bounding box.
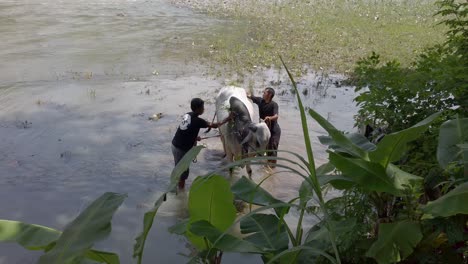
[241,122,271,155]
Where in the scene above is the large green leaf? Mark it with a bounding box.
[168,218,190,235]
[231,176,289,216]
[329,152,398,195]
[366,221,422,264]
[316,162,335,175]
[280,56,317,187]
[318,133,377,154]
[460,143,468,177]
[305,218,357,245]
[187,175,237,250]
[369,112,441,168]
[299,180,314,207]
[313,162,342,190]
[240,214,288,252]
[280,57,340,264]
[169,146,205,191]
[437,118,468,168]
[189,220,264,253]
[386,164,423,191]
[133,145,203,264]
[309,109,368,159]
[264,245,338,264]
[317,174,355,190]
[84,249,120,264]
[423,182,468,218]
[0,220,120,264]
[38,192,126,264]
[133,194,166,261]
[0,220,60,250]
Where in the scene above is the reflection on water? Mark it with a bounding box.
[0,0,358,263]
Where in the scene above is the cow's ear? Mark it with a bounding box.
[248,123,258,132]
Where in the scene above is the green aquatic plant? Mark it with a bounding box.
[0,192,126,264]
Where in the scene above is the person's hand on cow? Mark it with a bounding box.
[196,136,202,141]
[264,114,278,123]
[209,113,233,129]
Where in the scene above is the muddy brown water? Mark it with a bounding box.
[0,0,359,263]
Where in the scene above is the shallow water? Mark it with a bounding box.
[0,0,358,263]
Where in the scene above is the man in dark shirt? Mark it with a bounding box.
[248,87,281,168]
[171,98,230,189]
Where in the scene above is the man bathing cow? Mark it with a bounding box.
[171,98,231,189]
[248,87,281,168]
[171,87,279,189]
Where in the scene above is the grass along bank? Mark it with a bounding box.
[173,0,446,75]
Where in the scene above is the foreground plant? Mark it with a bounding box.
[133,146,204,264]
[313,115,467,263]
[171,55,467,263]
[0,192,126,264]
[169,57,342,263]
[351,0,467,179]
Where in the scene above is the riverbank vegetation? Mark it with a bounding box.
[177,0,446,74]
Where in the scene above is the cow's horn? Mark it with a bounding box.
[241,131,253,145]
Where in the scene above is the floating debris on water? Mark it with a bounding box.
[148,113,164,121]
[16,120,32,129]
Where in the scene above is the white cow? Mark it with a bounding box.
[215,86,271,177]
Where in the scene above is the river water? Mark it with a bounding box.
[0,0,358,263]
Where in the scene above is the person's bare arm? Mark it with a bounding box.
[208,113,233,128]
[264,102,279,122]
[264,114,278,122]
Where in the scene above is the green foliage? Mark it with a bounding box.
[317,110,436,197]
[0,192,124,264]
[365,221,423,264]
[318,133,377,154]
[353,52,450,133]
[281,57,341,263]
[368,112,441,168]
[304,217,360,263]
[308,65,466,263]
[0,220,121,264]
[171,59,343,264]
[351,0,467,184]
[309,109,368,159]
[189,0,446,74]
[240,214,289,252]
[437,117,468,171]
[329,152,398,195]
[315,111,467,263]
[436,0,468,59]
[84,250,121,264]
[0,220,61,250]
[231,176,289,216]
[189,220,264,253]
[423,182,468,218]
[187,175,237,250]
[133,146,204,264]
[38,192,126,264]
